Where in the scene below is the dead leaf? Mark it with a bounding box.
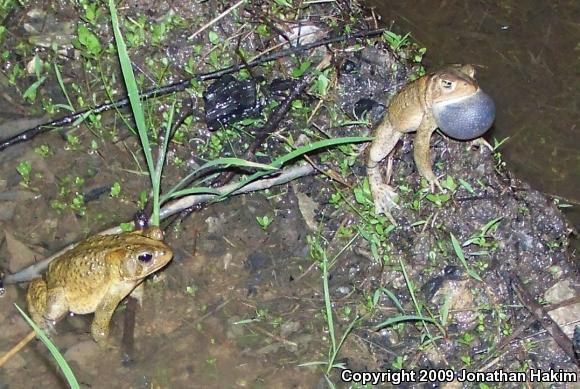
[295,192,319,230]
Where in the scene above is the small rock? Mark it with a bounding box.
[544,279,580,337]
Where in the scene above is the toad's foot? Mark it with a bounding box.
[427,176,444,193]
[371,183,399,223]
[92,328,117,349]
[35,317,58,339]
[470,137,494,152]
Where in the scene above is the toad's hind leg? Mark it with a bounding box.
[367,118,402,217]
[27,279,47,328]
[26,279,62,335]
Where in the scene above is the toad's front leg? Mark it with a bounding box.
[413,115,443,193]
[91,289,133,347]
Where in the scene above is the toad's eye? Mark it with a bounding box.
[138,252,153,262]
[441,79,454,89]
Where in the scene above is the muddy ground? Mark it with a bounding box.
[0,1,578,388]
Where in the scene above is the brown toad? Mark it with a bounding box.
[367,64,495,217]
[26,227,173,345]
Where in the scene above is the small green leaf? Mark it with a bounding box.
[459,178,474,194]
[23,76,46,102]
[314,73,330,96]
[440,175,457,192]
[274,0,292,7]
[77,25,101,56]
[291,61,311,78]
[208,31,219,45]
[426,193,450,206]
[110,182,121,197]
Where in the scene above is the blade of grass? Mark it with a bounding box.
[450,232,482,281]
[163,186,223,198]
[327,315,359,373]
[109,0,161,224]
[14,304,79,389]
[320,250,336,373]
[399,257,444,337]
[152,100,176,218]
[109,0,152,173]
[218,136,371,200]
[162,158,278,202]
[380,287,405,312]
[373,314,438,330]
[54,64,75,111]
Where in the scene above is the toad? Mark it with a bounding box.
[26,227,173,346]
[367,64,495,217]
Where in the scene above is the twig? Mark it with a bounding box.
[250,324,298,348]
[2,163,315,285]
[510,272,580,367]
[0,28,386,152]
[0,331,35,368]
[188,0,246,40]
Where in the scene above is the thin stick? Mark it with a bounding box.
[0,331,35,368]
[188,0,246,40]
[0,28,386,152]
[2,163,316,284]
[510,272,580,367]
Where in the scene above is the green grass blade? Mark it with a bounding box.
[109,0,152,175]
[155,102,175,185]
[109,0,162,224]
[14,304,79,389]
[321,250,336,371]
[439,291,452,327]
[479,216,503,236]
[329,315,359,367]
[450,232,482,281]
[163,186,223,198]
[71,110,94,127]
[270,136,371,168]
[324,375,336,389]
[151,101,176,221]
[399,257,441,337]
[54,63,75,111]
[219,136,371,200]
[373,314,438,330]
[162,158,278,202]
[380,287,405,312]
